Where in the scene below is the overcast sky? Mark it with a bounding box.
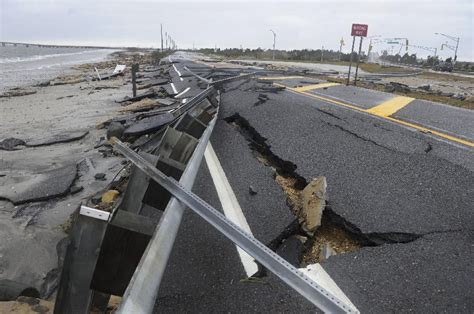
[1,0,473,60]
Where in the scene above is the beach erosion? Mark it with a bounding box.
[0,47,145,305]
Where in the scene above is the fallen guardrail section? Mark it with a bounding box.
[53,71,355,313]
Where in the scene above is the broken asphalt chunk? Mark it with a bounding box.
[0,165,77,205]
[117,90,156,103]
[299,177,327,236]
[0,88,37,98]
[137,78,169,89]
[26,131,89,147]
[123,112,174,137]
[94,173,107,181]
[0,138,26,151]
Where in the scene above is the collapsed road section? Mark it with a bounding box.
[52,65,355,312]
[1,51,472,313]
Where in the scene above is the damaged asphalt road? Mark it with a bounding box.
[155,53,473,313]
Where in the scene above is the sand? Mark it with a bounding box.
[0,59,132,299]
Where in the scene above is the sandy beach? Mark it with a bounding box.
[0,50,150,304]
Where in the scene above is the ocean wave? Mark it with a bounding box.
[0,50,105,64]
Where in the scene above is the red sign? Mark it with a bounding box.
[351,24,368,37]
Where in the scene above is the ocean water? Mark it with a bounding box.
[0,46,117,91]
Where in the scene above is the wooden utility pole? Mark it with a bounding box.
[131,64,139,97]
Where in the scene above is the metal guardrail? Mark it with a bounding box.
[54,67,354,313]
[113,138,352,313]
[117,110,218,313]
[54,84,220,313]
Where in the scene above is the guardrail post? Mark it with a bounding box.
[54,208,109,314]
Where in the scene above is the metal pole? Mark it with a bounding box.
[346,36,356,85]
[270,29,276,60]
[160,24,163,52]
[354,37,363,86]
[454,37,459,63]
[339,41,343,61]
[321,46,324,63]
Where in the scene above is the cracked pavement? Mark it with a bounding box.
[154,52,474,313]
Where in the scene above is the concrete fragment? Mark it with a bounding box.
[299,176,327,235]
[0,165,77,204]
[101,190,119,203]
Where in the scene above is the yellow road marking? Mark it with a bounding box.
[275,83,474,148]
[258,76,303,80]
[293,82,340,92]
[274,83,365,112]
[366,96,414,117]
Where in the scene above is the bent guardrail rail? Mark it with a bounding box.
[54,85,220,313]
[54,67,355,313]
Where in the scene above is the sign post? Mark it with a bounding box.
[354,37,364,86]
[346,37,356,85]
[346,23,368,85]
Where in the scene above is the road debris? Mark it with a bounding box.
[94,173,107,181]
[0,138,26,151]
[300,177,327,236]
[0,87,37,97]
[249,185,258,195]
[106,122,125,140]
[101,190,119,203]
[26,130,89,147]
[0,165,77,204]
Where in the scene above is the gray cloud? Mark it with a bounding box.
[1,0,472,60]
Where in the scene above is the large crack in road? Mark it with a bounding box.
[224,112,424,268]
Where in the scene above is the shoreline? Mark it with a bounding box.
[0,48,120,93]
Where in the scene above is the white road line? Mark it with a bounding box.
[175,87,190,98]
[205,142,358,310]
[204,143,259,277]
[300,264,360,313]
[172,63,184,81]
[170,83,178,94]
